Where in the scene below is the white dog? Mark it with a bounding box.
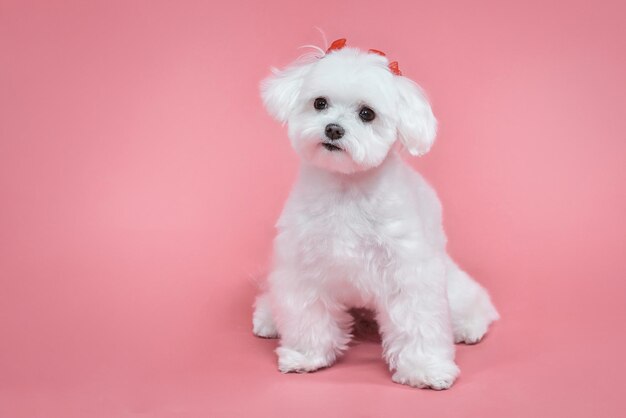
[252,39,499,389]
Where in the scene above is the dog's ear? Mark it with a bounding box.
[394,76,437,156]
[260,63,311,123]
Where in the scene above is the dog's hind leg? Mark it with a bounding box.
[446,257,499,344]
[253,291,279,339]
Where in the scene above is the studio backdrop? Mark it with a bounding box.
[1,0,625,417]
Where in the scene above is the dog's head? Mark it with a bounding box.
[261,39,437,174]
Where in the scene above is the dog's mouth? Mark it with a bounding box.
[321,142,343,152]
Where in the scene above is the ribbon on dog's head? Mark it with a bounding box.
[326,38,347,53]
[325,38,402,76]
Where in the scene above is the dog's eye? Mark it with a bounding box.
[359,106,376,122]
[313,97,328,110]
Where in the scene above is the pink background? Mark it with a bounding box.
[1,0,625,416]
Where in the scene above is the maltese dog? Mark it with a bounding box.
[252,38,499,389]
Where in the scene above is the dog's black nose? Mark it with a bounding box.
[325,123,345,141]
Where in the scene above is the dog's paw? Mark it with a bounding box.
[252,303,279,338]
[453,319,489,344]
[453,303,499,344]
[452,291,499,345]
[276,347,333,373]
[392,360,460,390]
[253,316,279,339]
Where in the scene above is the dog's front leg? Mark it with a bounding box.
[269,269,351,373]
[376,257,460,389]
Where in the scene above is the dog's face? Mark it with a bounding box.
[261,47,437,174]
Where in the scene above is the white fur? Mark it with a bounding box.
[254,46,498,389]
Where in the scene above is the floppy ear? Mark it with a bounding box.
[260,63,311,123]
[395,76,438,156]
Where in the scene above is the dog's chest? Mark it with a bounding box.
[289,190,396,274]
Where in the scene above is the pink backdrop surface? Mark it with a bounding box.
[1,0,625,417]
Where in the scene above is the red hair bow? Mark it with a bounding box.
[326,38,347,53]
[325,38,402,76]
